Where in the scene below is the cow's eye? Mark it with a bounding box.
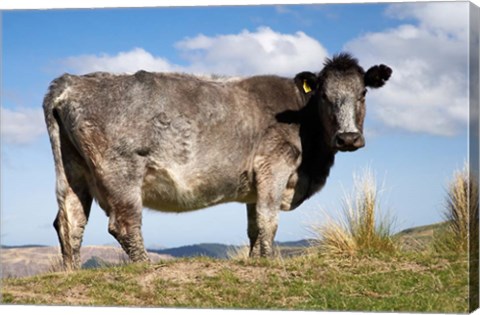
[358,89,367,101]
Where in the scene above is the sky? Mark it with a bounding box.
[0,1,475,249]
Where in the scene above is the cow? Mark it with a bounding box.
[43,53,392,270]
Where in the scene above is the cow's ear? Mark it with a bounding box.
[364,64,392,88]
[294,72,318,95]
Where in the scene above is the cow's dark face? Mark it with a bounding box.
[295,53,392,152]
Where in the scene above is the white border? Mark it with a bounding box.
[1,1,479,315]
[1,0,478,10]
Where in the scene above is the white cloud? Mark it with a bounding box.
[63,47,176,74]
[346,2,469,136]
[176,26,327,76]
[62,27,328,77]
[1,107,46,145]
[386,2,468,39]
[275,5,294,15]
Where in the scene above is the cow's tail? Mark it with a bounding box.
[43,74,72,178]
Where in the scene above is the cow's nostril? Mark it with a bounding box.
[336,136,346,147]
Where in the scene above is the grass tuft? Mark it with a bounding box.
[312,168,396,257]
[47,254,66,273]
[227,244,250,260]
[435,164,479,254]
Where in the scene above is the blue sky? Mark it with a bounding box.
[1,2,473,248]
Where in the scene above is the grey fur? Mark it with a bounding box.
[43,54,391,270]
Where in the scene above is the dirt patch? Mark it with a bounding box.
[137,259,279,292]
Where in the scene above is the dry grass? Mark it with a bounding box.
[435,164,479,254]
[227,245,250,260]
[312,168,396,257]
[227,244,286,260]
[47,254,65,273]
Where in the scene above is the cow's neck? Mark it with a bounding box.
[298,97,336,199]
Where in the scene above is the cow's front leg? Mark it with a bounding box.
[250,150,299,257]
[107,201,150,263]
[254,200,279,258]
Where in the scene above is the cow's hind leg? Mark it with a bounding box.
[52,134,93,270]
[54,178,92,270]
[246,203,261,257]
[51,125,93,271]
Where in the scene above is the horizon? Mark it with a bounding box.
[1,1,473,249]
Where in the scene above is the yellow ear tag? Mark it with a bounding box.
[303,80,312,93]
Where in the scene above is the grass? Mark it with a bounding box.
[226,244,250,260]
[311,169,396,257]
[434,164,479,311]
[1,252,468,312]
[47,254,65,273]
[434,164,479,254]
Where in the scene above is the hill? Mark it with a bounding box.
[0,245,172,278]
[151,243,237,259]
[394,222,447,252]
[151,240,315,259]
[1,251,468,312]
[0,239,312,278]
[1,222,469,312]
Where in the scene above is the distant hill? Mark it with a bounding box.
[82,256,110,269]
[150,239,315,259]
[1,239,315,278]
[394,222,447,252]
[276,239,313,247]
[1,245,172,278]
[1,244,47,249]
[151,243,237,259]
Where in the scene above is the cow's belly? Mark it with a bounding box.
[141,165,255,212]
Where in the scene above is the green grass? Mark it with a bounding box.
[1,252,468,312]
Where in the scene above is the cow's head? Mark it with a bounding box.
[295,53,392,152]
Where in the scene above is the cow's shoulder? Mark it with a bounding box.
[234,75,303,113]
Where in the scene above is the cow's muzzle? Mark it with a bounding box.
[334,132,365,152]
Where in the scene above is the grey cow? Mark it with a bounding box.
[43,53,392,270]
